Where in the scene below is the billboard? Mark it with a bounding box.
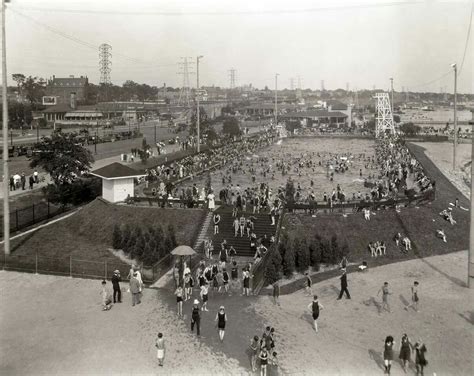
[42,96,58,105]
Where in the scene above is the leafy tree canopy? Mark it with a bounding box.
[30,131,94,185]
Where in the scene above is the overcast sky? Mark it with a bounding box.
[3,0,473,93]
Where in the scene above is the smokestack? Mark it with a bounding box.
[70,92,77,109]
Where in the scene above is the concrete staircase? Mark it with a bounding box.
[209,207,278,258]
[192,211,214,253]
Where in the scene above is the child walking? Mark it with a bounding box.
[155,333,165,367]
[215,306,227,342]
[405,281,419,312]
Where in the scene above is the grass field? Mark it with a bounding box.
[9,199,206,263]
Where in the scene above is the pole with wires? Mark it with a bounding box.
[2,0,10,255]
[451,63,457,171]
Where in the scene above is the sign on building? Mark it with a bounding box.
[42,96,58,106]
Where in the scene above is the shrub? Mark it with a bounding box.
[310,235,322,270]
[320,238,332,265]
[112,224,122,250]
[278,233,289,259]
[121,224,131,251]
[283,240,295,277]
[165,224,178,252]
[330,235,340,265]
[295,237,310,273]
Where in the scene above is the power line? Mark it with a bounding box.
[457,2,473,76]
[9,8,170,67]
[407,70,452,90]
[11,1,422,16]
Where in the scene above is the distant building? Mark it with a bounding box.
[280,110,348,128]
[45,75,89,105]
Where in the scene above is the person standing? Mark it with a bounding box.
[305,272,313,296]
[272,281,280,306]
[399,333,412,372]
[20,172,26,190]
[130,272,141,306]
[200,284,209,311]
[191,299,201,337]
[155,333,165,367]
[249,335,260,372]
[215,306,227,342]
[28,175,35,190]
[308,295,324,332]
[111,270,122,303]
[337,268,351,300]
[405,281,420,312]
[9,175,15,191]
[207,190,215,212]
[378,282,392,313]
[414,340,427,375]
[213,213,221,235]
[243,269,250,296]
[222,269,230,294]
[383,335,395,375]
[33,169,39,184]
[259,346,269,376]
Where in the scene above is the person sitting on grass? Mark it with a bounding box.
[393,232,401,247]
[440,208,457,225]
[436,229,447,243]
[402,237,412,252]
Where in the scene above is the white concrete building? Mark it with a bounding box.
[91,163,145,203]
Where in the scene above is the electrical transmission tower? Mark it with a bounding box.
[228,68,236,89]
[290,78,295,90]
[321,80,325,92]
[177,57,194,107]
[374,92,396,138]
[296,76,303,101]
[99,43,112,85]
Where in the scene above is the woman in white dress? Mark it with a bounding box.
[207,191,215,212]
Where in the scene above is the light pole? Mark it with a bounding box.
[196,55,203,153]
[2,0,10,255]
[451,63,457,171]
[274,73,279,126]
[470,114,474,288]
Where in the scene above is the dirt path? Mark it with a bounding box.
[251,251,473,375]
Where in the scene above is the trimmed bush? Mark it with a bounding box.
[283,243,295,277]
[112,224,122,250]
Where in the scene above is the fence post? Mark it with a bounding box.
[35,252,38,275]
[32,203,35,223]
[15,209,19,231]
[69,256,72,278]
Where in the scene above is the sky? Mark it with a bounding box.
[2,0,473,93]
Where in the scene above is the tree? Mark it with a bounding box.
[22,76,46,105]
[285,178,296,206]
[30,131,94,185]
[330,235,340,265]
[12,73,25,97]
[222,117,241,136]
[400,122,421,136]
[309,235,322,271]
[121,224,132,250]
[165,224,178,252]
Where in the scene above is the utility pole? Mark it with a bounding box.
[274,73,279,126]
[2,0,10,255]
[452,63,457,171]
[196,56,203,153]
[470,117,474,288]
[390,77,394,115]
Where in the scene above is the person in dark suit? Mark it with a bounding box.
[337,268,351,300]
[111,270,122,303]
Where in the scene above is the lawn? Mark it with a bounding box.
[9,198,206,264]
[282,141,470,267]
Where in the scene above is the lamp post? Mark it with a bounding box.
[274,73,279,126]
[451,63,457,171]
[2,0,10,255]
[196,55,203,153]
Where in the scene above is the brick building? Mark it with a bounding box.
[45,75,89,105]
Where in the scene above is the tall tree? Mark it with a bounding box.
[22,76,46,105]
[30,131,94,185]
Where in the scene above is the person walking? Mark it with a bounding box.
[200,284,209,311]
[20,173,26,190]
[243,269,250,296]
[337,268,351,300]
[28,175,35,190]
[399,333,412,372]
[215,306,227,342]
[378,282,392,313]
[130,272,141,306]
[175,286,184,317]
[308,295,324,332]
[155,333,165,367]
[213,213,221,235]
[383,335,395,375]
[414,340,428,375]
[191,299,201,337]
[405,281,420,312]
[111,270,122,303]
